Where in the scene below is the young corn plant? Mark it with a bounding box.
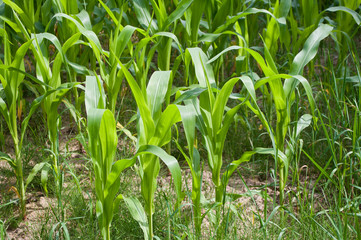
[32,33,81,221]
[86,79,130,239]
[184,48,243,204]
[87,109,118,240]
[50,9,106,114]
[98,1,140,113]
[119,63,183,239]
[0,29,69,219]
[207,23,333,209]
[85,72,183,239]
[0,30,33,220]
[175,98,261,238]
[132,0,192,70]
[173,102,202,238]
[192,61,238,206]
[3,4,84,218]
[242,24,331,208]
[85,76,121,240]
[174,73,280,238]
[183,48,269,230]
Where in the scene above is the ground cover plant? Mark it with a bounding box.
[0,0,361,239]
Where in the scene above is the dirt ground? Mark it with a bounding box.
[0,125,321,239]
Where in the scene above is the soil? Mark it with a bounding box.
[0,123,322,239]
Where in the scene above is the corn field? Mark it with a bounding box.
[0,0,361,239]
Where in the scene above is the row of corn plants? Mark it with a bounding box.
[0,0,360,239]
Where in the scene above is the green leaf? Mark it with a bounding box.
[222,150,255,188]
[185,48,216,87]
[98,0,120,26]
[186,0,206,43]
[289,24,333,75]
[164,0,194,28]
[35,33,64,60]
[153,31,183,52]
[123,196,149,240]
[150,104,181,147]
[173,86,206,104]
[285,24,333,99]
[290,75,316,114]
[325,6,361,26]
[214,8,279,34]
[41,164,50,196]
[295,114,312,138]
[0,151,14,168]
[118,62,155,141]
[25,162,48,190]
[105,144,183,209]
[87,108,118,237]
[302,150,337,186]
[138,145,183,202]
[85,76,106,113]
[207,46,242,64]
[176,104,196,160]
[212,77,238,132]
[146,71,171,119]
[52,13,103,61]
[133,0,158,33]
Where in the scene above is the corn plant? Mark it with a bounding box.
[174,102,202,237]
[174,82,282,238]
[85,73,182,239]
[182,48,267,226]
[33,33,82,222]
[3,2,83,218]
[118,63,184,238]
[0,28,71,219]
[209,22,334,208]
[175,99,256,238]
[0,30,38,218]
[87,109,118,240]
[50,9,106,114]
[106,26,135,113]
[85,75,119,240]
[131,0,192,70]
[98,1,140,113]
[184,48,236,203]
[240,24,331,208]
[263,0,291,58]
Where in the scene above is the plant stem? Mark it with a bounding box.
[193,181,201,239]
[148,211,153,240]
[102,224,111,240]
[15,143,26,219]
[279,166,285,222]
